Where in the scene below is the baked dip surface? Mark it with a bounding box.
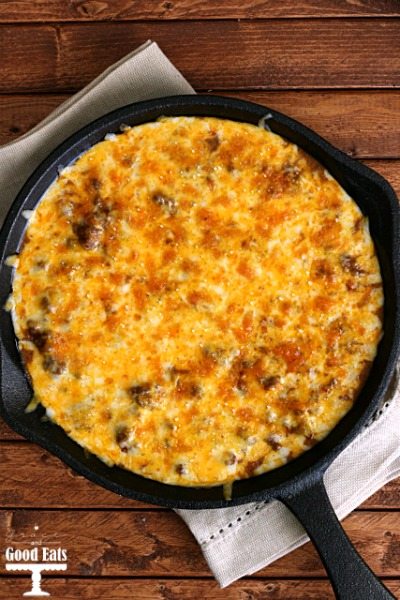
[11,116,383,486]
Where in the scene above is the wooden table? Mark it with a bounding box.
[0,2,400,598]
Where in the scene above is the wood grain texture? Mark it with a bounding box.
[228,91,400,159]
[0,420,22,440]
[0,20,399,92]
[0,2,399,597]
[6,425,398,511]
[0,27,58,92]
[0,443,154,509]
[0,0,399,21]
[1,577,400,600]
[1,91,399,158]
[1,510,400,577]
[0,579,326,600]
[368,479,400,510]
[1,442,400,509]
[0,578,377,600]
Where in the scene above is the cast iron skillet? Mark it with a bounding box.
[0,95,399,599]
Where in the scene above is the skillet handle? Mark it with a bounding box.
[279,478,394,600]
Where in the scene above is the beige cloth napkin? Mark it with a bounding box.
[1,40,400,589]
[0,40,194,225]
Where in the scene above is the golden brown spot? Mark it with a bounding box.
[20,347,34,366]
[233,311,254,343]
[12,116,383,488]
[312,219,342,249]
[259,376,280,391]
[162,248,177,264]
[236,260,254,280]
[273,341,305,372]
[236,407,255,422]
[313,295,334,312]
[205,132,220,152]
[310,258,335,283]
[340,254,365,276]
[187,290,210,307]
[244,457,264,475]
[151,192,177,216]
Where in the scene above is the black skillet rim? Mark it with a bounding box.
[0,94,399,509]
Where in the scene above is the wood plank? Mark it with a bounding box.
[0,419,21,440]
[228,91,400,159]
[0,443,155,508]
[0,442,399,509]
[0,27,58,92]
[0,20,399,93]
[0,579,326,600]
[0,95,66,145]
[1,578,400,600]
[0,0,399,22]
[1,91,399,159]
[367,479,400,510]
[1,510,400,577]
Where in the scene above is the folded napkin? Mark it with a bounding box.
[0,40,194,226]
[1,40,399,589]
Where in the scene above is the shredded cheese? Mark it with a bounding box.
[12,117,383,487]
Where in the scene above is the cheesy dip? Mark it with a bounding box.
[10,116,383,487]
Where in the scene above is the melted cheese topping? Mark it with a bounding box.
[11,116,383,486]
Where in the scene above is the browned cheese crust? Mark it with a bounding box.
[11,117,383,486]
